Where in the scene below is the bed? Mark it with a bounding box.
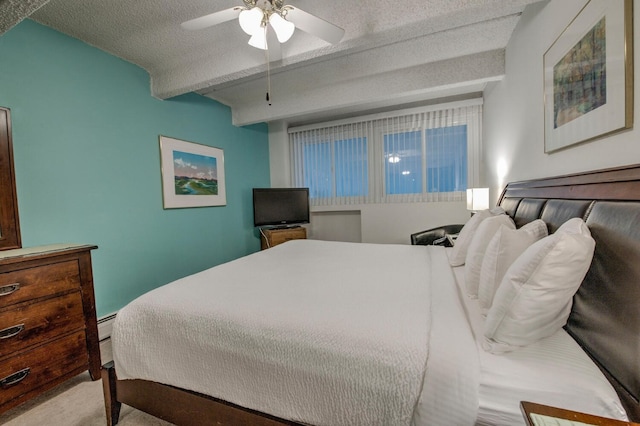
[102,164,640,425]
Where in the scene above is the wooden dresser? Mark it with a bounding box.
[0,244,100,414]
[260,227,307,250]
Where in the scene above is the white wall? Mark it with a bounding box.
[307,211,362,243]
[268,123,471,244]
[309,202,469,245]
[484,0,640,205]
[359,202,469,244]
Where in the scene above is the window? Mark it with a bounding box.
[335,138,368,197]
[290,101,482,206]
[302,140,331,199]
[301,137,368,199]
[384,130,422,195]
[427,126,468,193]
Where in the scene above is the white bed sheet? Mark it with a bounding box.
[113,240,480,426]
[450,262,628,425]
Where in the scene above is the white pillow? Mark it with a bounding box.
[464,215,515,298]
[483,218,595,354]
[449,207,505,266]
[477,220,548,314]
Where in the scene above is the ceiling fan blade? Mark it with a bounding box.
[266,27,282,61]
[181,7,242,31]
[285,7,344,44]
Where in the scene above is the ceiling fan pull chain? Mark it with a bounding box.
[265,26,272,106]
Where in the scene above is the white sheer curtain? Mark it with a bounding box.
[289,100,482,207]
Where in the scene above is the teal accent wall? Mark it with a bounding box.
[0,20,270,317]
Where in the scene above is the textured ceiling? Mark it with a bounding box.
[6,0,545,125]
[0,0,49,33]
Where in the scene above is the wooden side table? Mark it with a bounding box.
[521,401,639,426]
[260,227,307,250]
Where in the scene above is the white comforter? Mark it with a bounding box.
[112,240,479,426]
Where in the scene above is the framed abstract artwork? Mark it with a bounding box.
[159,136,226,208]
[543,0,633,153]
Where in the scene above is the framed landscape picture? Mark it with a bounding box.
[159,136,226,208]
[543,0,633,153]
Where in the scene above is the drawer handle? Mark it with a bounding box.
[0,368,30,388]
[0,283,20,296]
[0,324,24,339]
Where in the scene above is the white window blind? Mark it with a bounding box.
[289,100,482,207]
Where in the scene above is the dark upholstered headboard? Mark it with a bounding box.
[498,164,640,422]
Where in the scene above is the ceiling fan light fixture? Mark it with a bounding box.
[269,12,295,43]
[248,28,268,50]
[238,7,263,35]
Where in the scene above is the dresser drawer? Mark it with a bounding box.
[0,330,88,407]
[0,291,85,359]
[0,260,80,307]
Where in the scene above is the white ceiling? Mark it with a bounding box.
[2,0,545,126]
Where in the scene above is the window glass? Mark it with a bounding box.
[303,141,331,199]
[384,131,422,195]
[426,125,467,193]
[290,103,481,206]
[335,138,368,197]
[303,138,368,199]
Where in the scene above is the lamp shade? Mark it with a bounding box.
[239,7,264,35]
[269,12,295,43]
[466,187,489,211]
[248,28,268,50]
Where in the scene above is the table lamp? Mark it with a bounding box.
[467,187,489,212]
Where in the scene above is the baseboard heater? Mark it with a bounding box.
[98,312,118,341]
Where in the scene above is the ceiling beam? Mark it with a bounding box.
[228,49,505,126]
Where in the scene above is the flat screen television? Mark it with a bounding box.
[253,187,310,228]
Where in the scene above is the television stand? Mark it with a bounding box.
[260,227,307,250]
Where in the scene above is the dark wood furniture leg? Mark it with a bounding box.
[102,362,122,426]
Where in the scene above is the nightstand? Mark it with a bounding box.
[521,401,638,426]
[260,227,307,250]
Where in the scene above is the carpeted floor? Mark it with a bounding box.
[0,339,173,426]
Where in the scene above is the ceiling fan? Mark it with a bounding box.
[181,0,345,60]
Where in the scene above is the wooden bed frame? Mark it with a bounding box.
[102,164,640,425]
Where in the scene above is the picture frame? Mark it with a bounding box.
[159,136,226,208]
[543,0,633,153]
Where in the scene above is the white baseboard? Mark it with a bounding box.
[98,312,117,341]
